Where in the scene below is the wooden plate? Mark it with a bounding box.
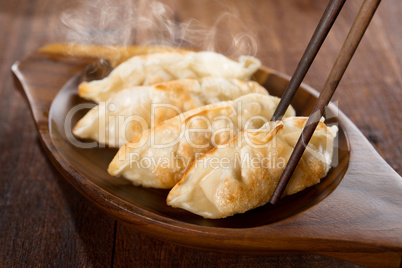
[12,44,402,267]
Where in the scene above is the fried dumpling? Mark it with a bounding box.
[107,94,295,189]
[167,117,338,219]
[78,51,261,103]
[73,78,268,148]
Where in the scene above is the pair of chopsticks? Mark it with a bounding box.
[269,0,381,205]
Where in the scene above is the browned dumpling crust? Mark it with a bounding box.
[73,78,268,148]
[167,117,338,219]
[78,51,261,103]
[107,94,295,188]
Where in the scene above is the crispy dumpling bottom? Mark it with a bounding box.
[167,117,338,219]
[107,94,296,189]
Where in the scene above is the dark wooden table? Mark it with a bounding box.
[1,0,401,267]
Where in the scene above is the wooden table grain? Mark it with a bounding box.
[1,0,401,267]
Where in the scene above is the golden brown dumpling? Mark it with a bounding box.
[107,94,295,188]
[73,78,268,148]
[167,117,338,219]
[78,51,261,103]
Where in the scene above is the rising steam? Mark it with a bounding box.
[60,0,258,57]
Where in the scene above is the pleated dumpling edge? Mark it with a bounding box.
[167,117,338,219]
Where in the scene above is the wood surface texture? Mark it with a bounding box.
[1,0,401,267]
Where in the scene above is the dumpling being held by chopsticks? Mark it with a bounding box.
[167,117,338,219]
[73,78,268,148]
[78,51,261,103]
[107,93,295,189]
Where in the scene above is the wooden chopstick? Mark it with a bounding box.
[271,0,346,121]
[270,0,382,205]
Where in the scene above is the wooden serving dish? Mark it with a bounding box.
[12,44,402,267]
